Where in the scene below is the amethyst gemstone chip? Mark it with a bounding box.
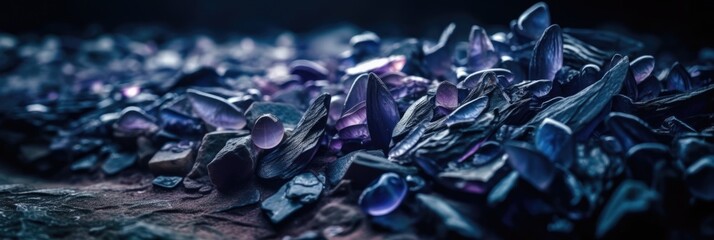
[343,74,369,112]
[529,24,563,81]
[444,96,489,127]
[366,73,400,153]
[630,55,655,83]
[517,2,551,40]
[186,89,246,130]
[252,114,285,150]
[358,172,408,216]
[113,106,160,137]
[435,81,459,110]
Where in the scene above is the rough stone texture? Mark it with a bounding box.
[260,172,324,224]
[206,136,255,192]
[0,167,384,240]
[326,150,418,188]
[184,131,248,191]
[148,142,195,176]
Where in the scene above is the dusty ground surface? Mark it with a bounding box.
[0,166,388,240]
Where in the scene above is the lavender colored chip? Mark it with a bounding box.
[630,55,655,83]
[113,106,160,137]
[366,73,400,153]
[665,62,692,91]
[444,96,489,127]
[358,172,407,216]
[467,25,499,71]
[187,89,246,130]
[252,114,285,150]
[343,74,369,112]
[335,101,367,131]
[289,60,329,82]
[337,123,370,140]
[435,81,459,110]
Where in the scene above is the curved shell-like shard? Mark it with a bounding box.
[187,89,246,130]
[529,24,563,81]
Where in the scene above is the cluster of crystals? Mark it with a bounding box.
[1,2,713,239]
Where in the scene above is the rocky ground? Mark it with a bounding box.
[0,166,389,240]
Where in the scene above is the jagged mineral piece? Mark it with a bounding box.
[207,136,256,192]
[152,176,183,189]
[183,130,249,191]
[186,88,247,130]
[261,172,325,223]
[358,173,407,216]
[325,150,418,188]
[148,141,195,176]
[113,106,160,137]
[286,172,326,203]
[258,94,330,180]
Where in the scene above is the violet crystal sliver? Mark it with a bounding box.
[252,114,285,150]
[359,172,408,216]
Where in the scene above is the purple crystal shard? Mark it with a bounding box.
[467,25,499,71]
[516,2,551,40]
[251,114,284,150]
[186,89,246,130]
[113,106,160,137]
[435,81,459,110]
[366,73,400,153]
[335,101,367,131]
[358,172,407,216]
[289,60,329,82]
[337,123,370,140]
[535,118,575,167]
[343,74,369,111]
[630,55,655,83]
[444,96,489,127]
[529,24,562,81]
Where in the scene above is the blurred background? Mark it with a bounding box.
[1,0,711,54]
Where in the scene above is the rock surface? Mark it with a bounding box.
[184,131,249,191]
[148,142,195,176]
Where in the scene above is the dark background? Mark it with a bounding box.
[0,0,711,52]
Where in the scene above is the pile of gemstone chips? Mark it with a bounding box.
[1,2,713,239]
